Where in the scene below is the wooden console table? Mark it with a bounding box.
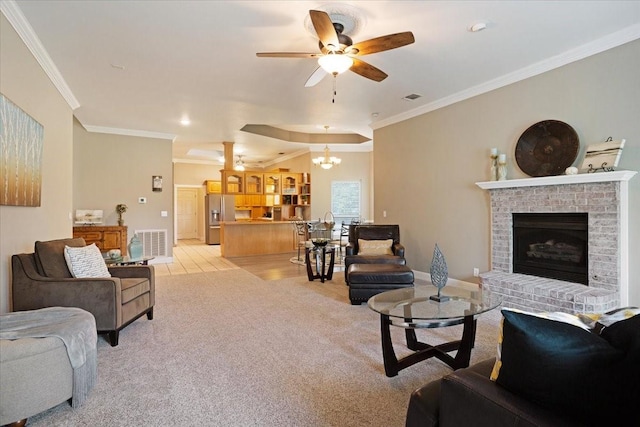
[73,225,127,254]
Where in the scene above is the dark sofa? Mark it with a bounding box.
[406,308,639,426]
[11,238,155,346]
[405,358,581,427]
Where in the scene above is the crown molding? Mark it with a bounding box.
[372,23,640,130]
[1,0,80,110]
[83,124,176,141]
[308,141,373,153]
[172,158,221,166]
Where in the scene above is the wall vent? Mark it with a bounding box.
[134,229,168,257]
[402,93,422,101]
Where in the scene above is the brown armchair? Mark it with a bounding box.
[344,224,406,283]
[11,238,155,346]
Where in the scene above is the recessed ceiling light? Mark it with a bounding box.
[469,22,487,32]
[180,118,191,126]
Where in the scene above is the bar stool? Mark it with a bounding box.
[293,219,308,261]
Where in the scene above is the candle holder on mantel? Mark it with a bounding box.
[490,148,499,181]
[498,154,507,181]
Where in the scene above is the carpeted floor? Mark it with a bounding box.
[27,269,502,427]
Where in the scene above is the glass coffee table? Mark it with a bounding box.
[368,285,501,377]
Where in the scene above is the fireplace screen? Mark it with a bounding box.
[513,213,588,285]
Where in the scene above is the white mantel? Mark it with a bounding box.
[476,170,637,312]
[476,170,637,190]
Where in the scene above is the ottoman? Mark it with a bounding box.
[0,307,97,427]
[347,264,414,305]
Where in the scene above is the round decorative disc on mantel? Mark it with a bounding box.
[515,120,579,177]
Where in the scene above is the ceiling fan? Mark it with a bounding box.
[256,9,415,87]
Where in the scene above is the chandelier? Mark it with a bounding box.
[234,155,245,171]
[312,127,341,169]
[312,145,342,169]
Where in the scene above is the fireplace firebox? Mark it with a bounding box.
[513,213,588,285]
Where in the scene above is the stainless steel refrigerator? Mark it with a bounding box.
[205,194,236,244]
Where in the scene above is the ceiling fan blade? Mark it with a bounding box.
[350,58,388,82]
[348,32,415,56]
[256,52,321,58]
[305,66,327,87]
[309,10,339,51]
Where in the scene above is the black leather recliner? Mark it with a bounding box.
[344,224,406,283]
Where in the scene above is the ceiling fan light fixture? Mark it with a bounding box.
[234,155,245,171]
[318,53,353,75]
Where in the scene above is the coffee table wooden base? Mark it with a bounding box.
[379,314,477,377]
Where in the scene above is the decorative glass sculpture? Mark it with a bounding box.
[429,244,450,302]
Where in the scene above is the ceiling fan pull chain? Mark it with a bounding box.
[332,74,337,103]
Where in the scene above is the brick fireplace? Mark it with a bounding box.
[476,171,636,314]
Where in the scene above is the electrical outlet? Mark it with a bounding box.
[383,210,387,218]
[473,267,479,277]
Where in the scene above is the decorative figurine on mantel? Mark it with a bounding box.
[489,148,499,181]
[497,154,507,181]
[116,203,127,226]
[429,244,450,302]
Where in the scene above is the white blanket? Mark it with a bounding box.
[0,307,97,407]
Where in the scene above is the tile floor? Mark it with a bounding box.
[152,239,239,277]
[152,239,346,280]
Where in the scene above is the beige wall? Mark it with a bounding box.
[73,121,174,254]
[0,15,74,313]
[271,151,373,222]
[374,39,640,305]
[174,162,221,185]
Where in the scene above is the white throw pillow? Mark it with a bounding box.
[358,239,393,255]
[64,243,111,278]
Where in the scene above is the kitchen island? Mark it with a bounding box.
[220,220,297,257]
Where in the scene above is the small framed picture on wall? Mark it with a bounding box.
[152,175,163,192]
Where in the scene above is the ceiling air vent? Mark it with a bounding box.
[403,94,422,101]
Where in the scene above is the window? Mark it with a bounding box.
[331,181,361,225]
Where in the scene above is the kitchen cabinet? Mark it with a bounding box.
[245,173,263,194]
[282,173,300,195]
[264,174,281,194]
[222,171,244,194]
[223,170,309,220]
[205,180,221,194]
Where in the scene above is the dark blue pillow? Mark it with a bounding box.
[494,309,638,425]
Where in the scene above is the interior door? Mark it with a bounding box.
[177,188,198,239]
